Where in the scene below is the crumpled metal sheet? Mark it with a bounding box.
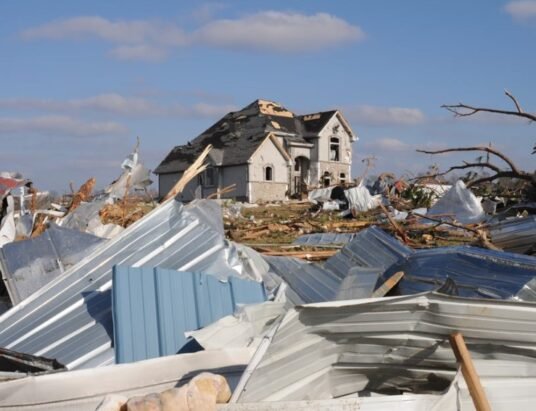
[489,215,536,255]
[184,301,286,351]
[265,256,342,304]
[324,226,413,279]
[0,349,252,411]
[0,199,267,370]
[0,224,105,305]
[381,245,536,300]
[234,292,536,403]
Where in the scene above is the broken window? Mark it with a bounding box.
[265,166,273,181]
[199,166,216,186]
[340,173,346,185]
[330,137,340,161]
[323,171,331,187]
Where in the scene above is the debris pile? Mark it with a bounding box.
[0,144,535,411]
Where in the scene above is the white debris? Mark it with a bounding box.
[427,180,485,224]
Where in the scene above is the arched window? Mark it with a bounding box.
[339,173,346,185]
[330,137,340,161]
[265,166,273,181]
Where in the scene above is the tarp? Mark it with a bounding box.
[427,180,485,224]
[344,183,382,213]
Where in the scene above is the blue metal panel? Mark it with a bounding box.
[112,266,266,363]
[324,226,413,279]
[381,246,536,300]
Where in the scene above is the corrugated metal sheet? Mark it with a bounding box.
[292,233,356,247]
[225,372,536,410]
[489,216,536,255]
[265,257,380,304]
[0,200,265,369]
[382,245,536,300]
[264,256,341,304]
[113,266,266,363]
[0,348,252,411]
[324,226,413,279]
[235,292,536,404]
[0,224,104,305]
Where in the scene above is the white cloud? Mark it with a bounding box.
[346,105,426,126]
[505,1,536,20]
[21,16,188,46]
[0,94,159,116]
[0,94,237,118]
[193,11,364,52]
[0,115,128,137]
[20,12,364,61]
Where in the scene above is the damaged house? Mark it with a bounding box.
[154,99,358,202]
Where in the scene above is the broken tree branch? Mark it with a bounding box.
[442,90,536,122]
[416,146,535,188]
[417,146,520,174]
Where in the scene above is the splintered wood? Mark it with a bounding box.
[69,177,96,212]
[162,144,213,202]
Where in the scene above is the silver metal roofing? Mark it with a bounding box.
[265,256,382,304]
[225,371,536,411]
[234,292,536,403]
[0,224,104,305]
[323,226,413,279]
[292,233,356,247]
[0,200,265,369]
[489,215,536,255]
[113,266,266,363]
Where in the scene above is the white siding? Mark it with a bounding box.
[249,138,289,184]
[248,136,289,202]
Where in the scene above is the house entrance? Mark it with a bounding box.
[292,156,310,195]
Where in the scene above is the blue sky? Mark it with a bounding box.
[1,1,535,192]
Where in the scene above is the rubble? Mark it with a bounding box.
[0,141,535,411]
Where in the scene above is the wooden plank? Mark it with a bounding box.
[371,271,404,297]
[449,332,492,411]
[161,144,212,202]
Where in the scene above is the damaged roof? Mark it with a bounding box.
[154,100,348,174]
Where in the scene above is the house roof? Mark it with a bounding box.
[298,110,337,135]
[154,100,351,174]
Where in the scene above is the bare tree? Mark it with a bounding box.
[416,90,535,195]
[444,90,536,155]
[416,145,535,188]
[442,89,536,124]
